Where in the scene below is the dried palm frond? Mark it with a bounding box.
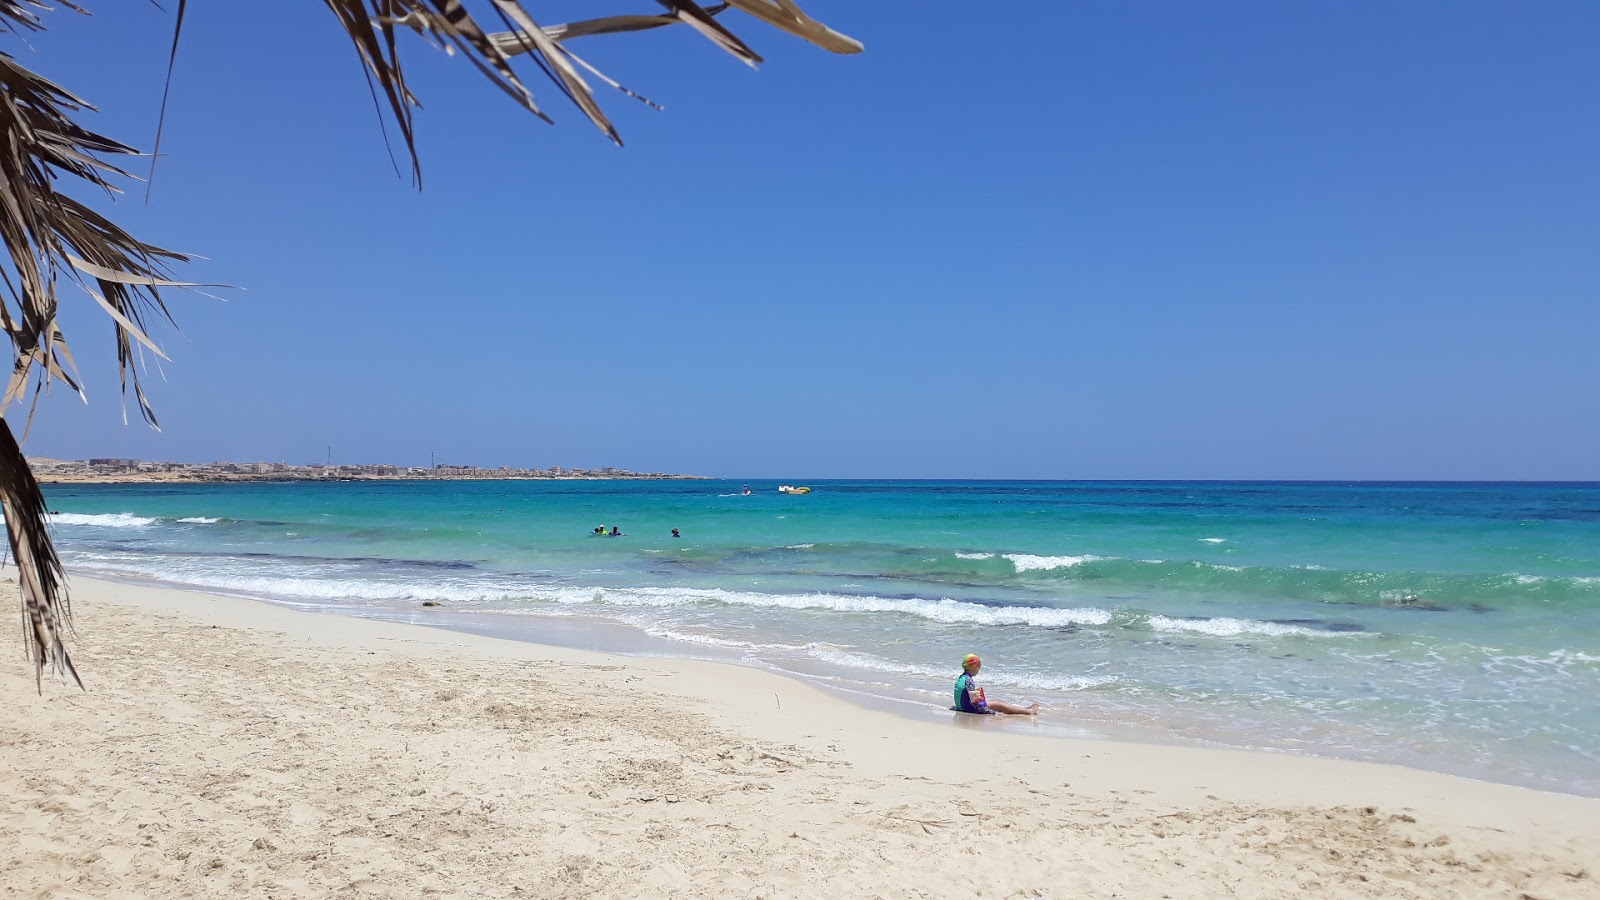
[526,1,864,57]
[0,1,82,34]
[0,417,75,689]
[342,0,861,169]
[2,1,204,690]
[0,48,192,429]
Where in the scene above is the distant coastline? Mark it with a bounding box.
[28,456,708,485]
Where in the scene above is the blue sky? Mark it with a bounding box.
[16,2,1600,479]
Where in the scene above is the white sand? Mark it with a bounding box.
[3,573,1597,898]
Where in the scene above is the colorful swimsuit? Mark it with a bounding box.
[954,672,991,714]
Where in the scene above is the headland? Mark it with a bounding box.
[28,456,707,484]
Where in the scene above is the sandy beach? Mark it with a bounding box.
[2,572,1597,899]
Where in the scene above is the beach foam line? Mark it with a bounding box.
[1481,649,1600,675]
[640,627,808,653]
[799,644,1120,693]
[51,512,224,528]
[1511,573,1600,585]
[50,512,159,528]
[1148,615,1336,639]
[565,585,1116,628]
[60,559,533,606]
[60,556,1117,629]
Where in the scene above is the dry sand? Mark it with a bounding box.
[3,573,1597,899]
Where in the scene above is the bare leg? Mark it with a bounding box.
[986,700,1040,716]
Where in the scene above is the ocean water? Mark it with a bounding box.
[39,479,1600,796]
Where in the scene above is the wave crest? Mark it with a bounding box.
[50,512,158,528]
[800,644,1119,693]
[570,585,1115,629]
[1004,553,1101,572]
[1149,615,1332,639]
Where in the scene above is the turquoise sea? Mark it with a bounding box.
[41,479,1600,796]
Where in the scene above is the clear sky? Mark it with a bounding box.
[16,2,1600,479]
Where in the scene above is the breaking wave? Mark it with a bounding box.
[50,512,158,528]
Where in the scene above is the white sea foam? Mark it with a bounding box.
[1004,553,1101,572]
[220,575,530,605]
[1149,615,1329,639]
[1512,574,1600,587]
[1484,649,1600,673]
[176,516,220,524]
[50,512,158,528]
[1006,671,1120,692]
[67,559,532,606]
[558,585,1115,628]
[69,554,1118,631]
[642,628,807,653]
[802,644,1117,692]
[1200,537,1227,544]
[783,544,815,550]
[801,645,949,679]
[955,552,994,560]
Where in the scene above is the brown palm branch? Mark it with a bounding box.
[1,1,858,689]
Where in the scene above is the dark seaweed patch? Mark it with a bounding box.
[1267,618,1367,633]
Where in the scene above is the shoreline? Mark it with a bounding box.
[74,567,1599,801]
[4,571,1598,897]
[281,592,1600,798]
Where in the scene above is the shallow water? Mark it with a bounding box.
[44,479,1600,796]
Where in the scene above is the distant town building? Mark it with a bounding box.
[88,458,139,470]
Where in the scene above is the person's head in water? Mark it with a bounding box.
[593,525,605,534]
[962,653,981,674]
[671,528,680,538]
[610,526,621,536]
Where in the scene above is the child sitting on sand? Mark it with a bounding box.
[954,653,1039,716]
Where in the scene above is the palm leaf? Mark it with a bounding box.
[0,49,191,430]
[2,2,198,689]
[721,0,863,55]
[0,417,76,690]
[340,1,860,156]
